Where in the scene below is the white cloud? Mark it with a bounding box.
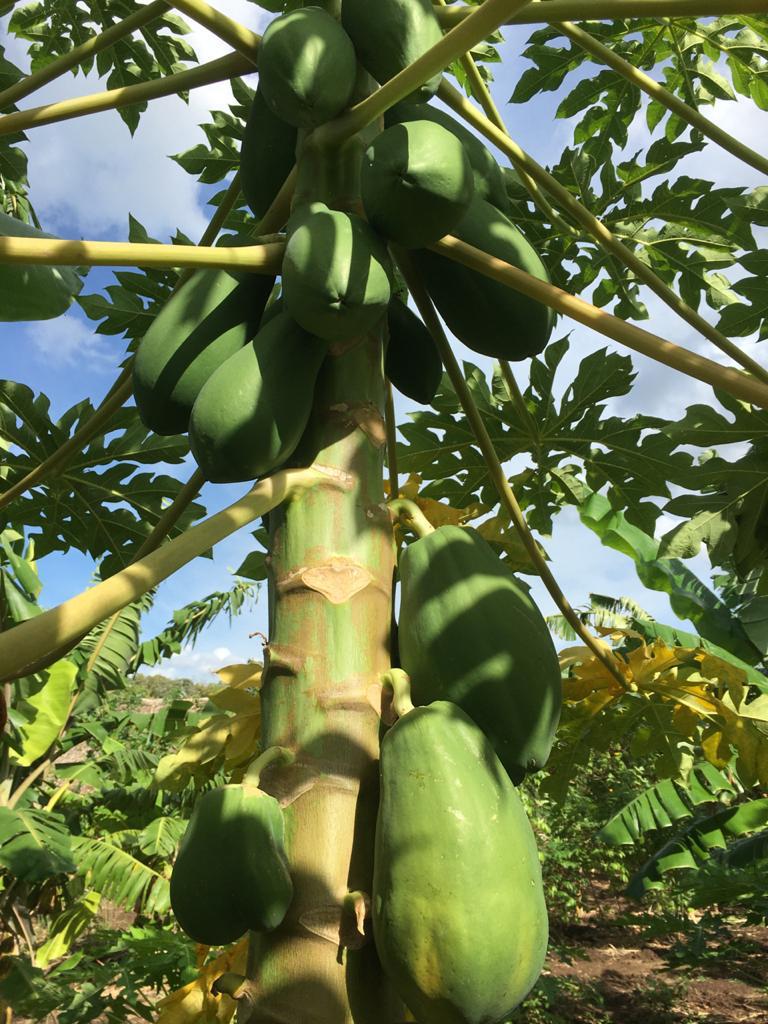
[0,5,268,241]
[154,643,245,680]
[20,311,121,370]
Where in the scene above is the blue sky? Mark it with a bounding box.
[1,5,765,679]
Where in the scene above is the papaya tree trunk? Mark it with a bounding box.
[242,326,397,1021]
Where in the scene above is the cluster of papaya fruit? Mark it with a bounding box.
[133,0,553,485]
[374,522,561,1022]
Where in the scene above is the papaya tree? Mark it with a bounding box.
[1,0,768,1021]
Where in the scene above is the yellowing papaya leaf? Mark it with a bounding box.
[672,702,703,739]
[209,688,260,715]
[214,664,262,690]
[155,937,248,1024]
[223,713,260,767]
[684,650,749,707]
[154,715,233,789]
[414,496,479,529]
[475,514,546,572]
[701,728,732,769]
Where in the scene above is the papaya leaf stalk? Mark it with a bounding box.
[0,235,285,272]
[395,248,628,689]
[438,79,768,385]
[168,0,261,63]
[0,52,254,138]
[0,467,330,683]
[558,19,768,176]
[0,0,169,110]
[434,0,768,24]
[431,233,768,410]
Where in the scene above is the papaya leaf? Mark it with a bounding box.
[8,0,198,131]
[155,936,248,1024]
[0,380,205,577]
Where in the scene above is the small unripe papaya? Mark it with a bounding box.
[189,310,327,482]
[361,121,474,248]
[282,202,393,342]
[258,7,357,130]
[171,781,293,946]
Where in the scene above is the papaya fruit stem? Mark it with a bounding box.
[244,745,295,788]
[381,669,415,718]
[388,499,435,539]
[211,972,248,999]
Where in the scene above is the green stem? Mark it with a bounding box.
[0,467,329,684]
[437,78,768,386]
[0,52,254,138]
[381,669,415,718]
[211,973,248,998]
[244,745,295,788]
[434,0,768,24]
[315,0,534,146]
[384,382,399,500]
[166,0,261,63]
[388,498,435,539]
[395,248,629,690]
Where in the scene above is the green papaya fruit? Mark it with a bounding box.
[0,211,83,322]
[398,525,562,782]
[189,310,326,483]
[133,268,273,436]
[411,195,554,361]
[361,121,474,249]
[386,298,441,404]
[240,87,297,221]
[282,202,393,342]
[385,102,509,215]
[259,294,283,328]
[170,781,293,946]
[373,700,548,1024]
[258,7,357,130]
[341,0,443,103]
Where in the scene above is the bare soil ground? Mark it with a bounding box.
[523,884,768,1024]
